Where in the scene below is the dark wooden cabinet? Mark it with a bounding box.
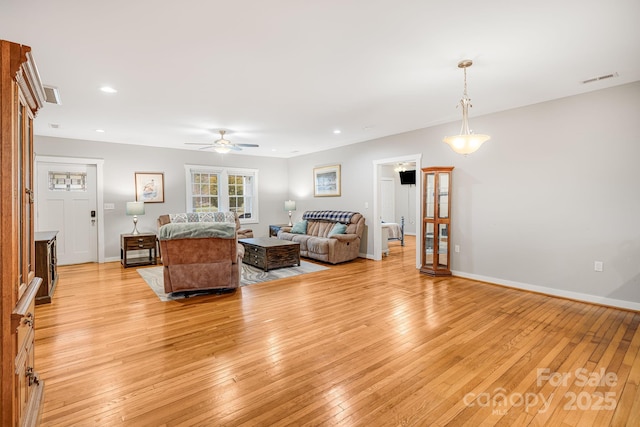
[35,231,58,305]
[121,233,158,268]
[1,39,46,426]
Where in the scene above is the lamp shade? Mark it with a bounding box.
[284,200,296,211]
[443,134,491,155]
[126,201,145,216]
[214,145,231,154]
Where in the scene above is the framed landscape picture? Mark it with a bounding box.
[313,165,341,197]
[135,172,165,203]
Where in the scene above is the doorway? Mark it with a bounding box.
[35,156,105,265]
[372,154,422,266]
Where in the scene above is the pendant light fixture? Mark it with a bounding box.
[443,60,490,155]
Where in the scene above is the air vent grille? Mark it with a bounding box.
[43,85,62,104]
[581,72,619,84]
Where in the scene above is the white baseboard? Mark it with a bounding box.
[452,270,640,312]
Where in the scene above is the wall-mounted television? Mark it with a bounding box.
[399,170,416,185]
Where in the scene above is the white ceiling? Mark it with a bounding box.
[2,0,639,158]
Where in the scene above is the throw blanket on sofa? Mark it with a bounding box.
[159,222,236,240]
[302,210,357,223]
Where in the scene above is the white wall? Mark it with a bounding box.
[285,81,640,308]
[34,137,290,260]
[34,81,640,308]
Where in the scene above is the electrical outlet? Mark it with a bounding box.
[104,203,115,210]
[594,261,604,272]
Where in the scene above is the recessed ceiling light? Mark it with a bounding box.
[333,130,341,134]
[100,86,117,93]
[95,129,105,133]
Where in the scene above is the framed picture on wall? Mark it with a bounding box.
[313,165,341,197]
[135,172,165,203]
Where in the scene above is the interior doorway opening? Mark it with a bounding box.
[372,154,422,266]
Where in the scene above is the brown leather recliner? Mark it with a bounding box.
[157,213,246,293]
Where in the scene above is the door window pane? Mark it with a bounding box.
[49,172,87,191]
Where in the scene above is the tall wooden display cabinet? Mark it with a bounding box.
[420,166,454,276]
[0,40,46,426]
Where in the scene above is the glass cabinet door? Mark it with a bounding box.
[438,223,449,269]
[425,173,435,219]
[424,222,434,269]
[438,172,449,219]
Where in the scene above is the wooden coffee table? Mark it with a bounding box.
[239,237,300,271]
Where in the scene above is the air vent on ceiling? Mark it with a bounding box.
[43,85,62,104]
[581,72,619,84]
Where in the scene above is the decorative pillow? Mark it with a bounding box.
[290,220,308,234]
[169,213,190,223]
[328,222,347,236]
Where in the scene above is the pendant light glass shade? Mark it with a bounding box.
[214,145,231,154]
[443,60,490,155]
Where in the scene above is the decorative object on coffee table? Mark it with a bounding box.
[239,237,300,271]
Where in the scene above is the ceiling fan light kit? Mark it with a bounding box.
[443,59,491,155]
[185,129,260,153]
[214,145,232,154]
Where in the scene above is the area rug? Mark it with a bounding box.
[137,261,328,301]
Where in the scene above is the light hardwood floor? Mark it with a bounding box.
[35,236,639,426]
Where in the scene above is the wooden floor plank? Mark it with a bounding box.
[34,237,640,426]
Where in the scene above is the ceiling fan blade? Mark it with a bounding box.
[235,143,260,148]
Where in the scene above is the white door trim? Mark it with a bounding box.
[372,153,422,267]
[35,155,106,263]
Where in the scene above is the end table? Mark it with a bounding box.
[121,233,158,268]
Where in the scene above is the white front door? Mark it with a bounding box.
[36,162,98,265]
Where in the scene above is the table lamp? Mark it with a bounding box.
[284,200,296,226]
[126,201,145,234]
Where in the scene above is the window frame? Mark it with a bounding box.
[184,164,259,224]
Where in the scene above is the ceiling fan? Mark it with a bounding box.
[185,130,259,153]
